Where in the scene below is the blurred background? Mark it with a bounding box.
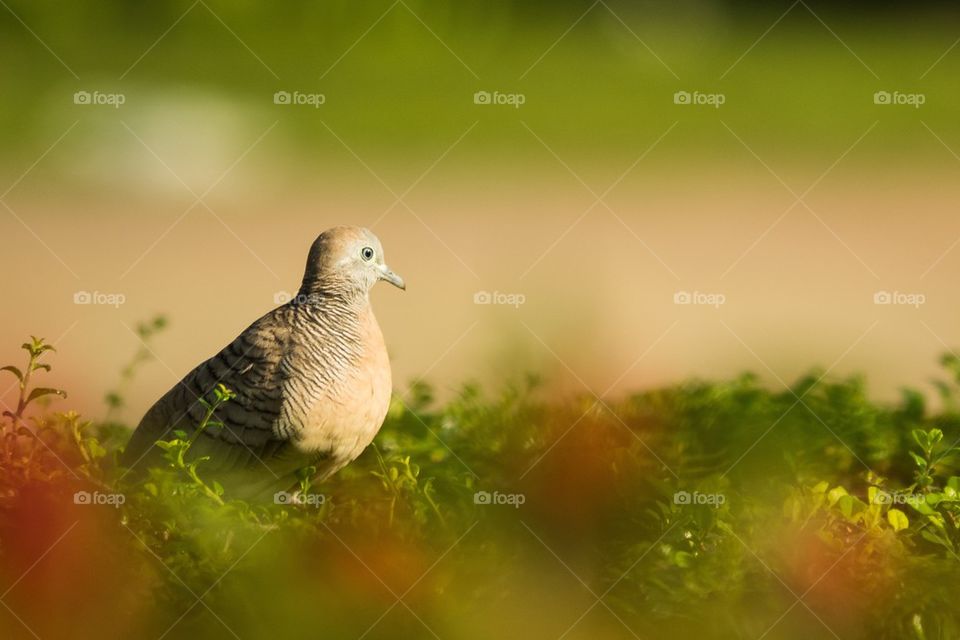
[2,0,960,419]
[4,3,960,640]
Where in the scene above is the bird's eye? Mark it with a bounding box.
[361,246,375,261]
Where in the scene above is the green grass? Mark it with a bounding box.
[3,331,960,639]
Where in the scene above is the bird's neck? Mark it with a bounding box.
[296,277,369,312]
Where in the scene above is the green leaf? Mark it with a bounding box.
[948,477,960,492]
[827,486,848,506]
[908,451,927,469]
[104,392,123,408]
[24,338,55,355]
[26,387,66,404]
[0,365,23,382]
[673,551,694,568]
[912,429,928,449]
[920,526,953,551]
[887,508,909,532]
[837,495,855,519]
[908,497,935,516]
[84,437,106,459]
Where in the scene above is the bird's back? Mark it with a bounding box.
[122,306,293,475]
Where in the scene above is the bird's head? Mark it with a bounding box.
[300,226,405,298]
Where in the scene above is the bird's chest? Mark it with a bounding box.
[288,311,392,463]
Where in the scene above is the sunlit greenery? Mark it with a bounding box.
[2,327,960,639]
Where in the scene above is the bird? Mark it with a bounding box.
[121,226,405,500]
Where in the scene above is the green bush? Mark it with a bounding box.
[2,330,960,639]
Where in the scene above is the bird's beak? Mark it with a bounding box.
[379,264,406,290]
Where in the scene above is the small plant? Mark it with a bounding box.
[910,427,948,490]
[64,411,108,480]
[0,336,69,488]
[295,464,317,496]
[153,383,236,506]
[104,315,167,422]
[901,428,960,554]
[1,336,67,429]
[371,443,445,528]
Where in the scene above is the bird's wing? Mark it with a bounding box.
[122,308,298,474]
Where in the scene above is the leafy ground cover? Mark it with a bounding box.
[1,325,959,639]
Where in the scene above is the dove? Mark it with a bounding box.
[121,226,405,500]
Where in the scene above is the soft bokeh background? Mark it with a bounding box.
[3,3,960,640]
[3,1,960,420]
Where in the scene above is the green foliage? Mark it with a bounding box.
[0,337,72,491]
[152,383,236,507]
[7,335,960,638]
[1,336,66,423]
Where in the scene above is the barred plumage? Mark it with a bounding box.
[121,226,405,500]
